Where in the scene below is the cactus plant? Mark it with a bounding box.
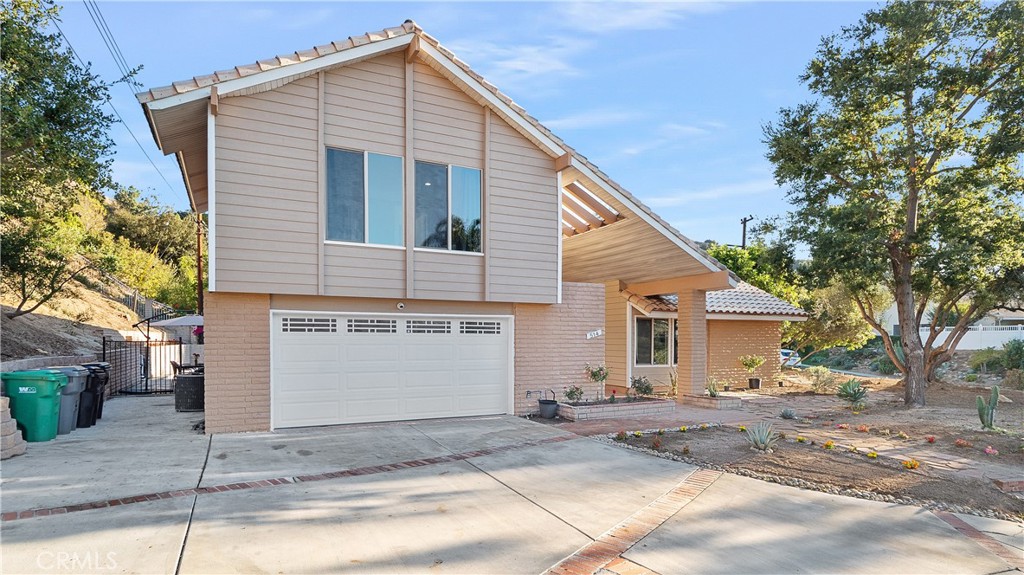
[977,386,999,429]
[706,377,720,398]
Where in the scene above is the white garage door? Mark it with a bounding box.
[271,312,511,429]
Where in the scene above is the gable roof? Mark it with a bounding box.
[654,282,807,319]
[138,20,732,279]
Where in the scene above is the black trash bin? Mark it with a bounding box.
[81,362,110,420]
[175,374,204,412]
[77,364,106,428]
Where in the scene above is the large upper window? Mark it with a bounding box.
[415,161,482,252]
[326,148,403,246]
[635,318,671,365]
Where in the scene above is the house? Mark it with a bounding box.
[139,21,797,433]
[879,302,1024,351]
[613,282,807,396]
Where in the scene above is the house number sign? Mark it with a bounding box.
[586,329,604,340]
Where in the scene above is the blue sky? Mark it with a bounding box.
[55,1,876,246]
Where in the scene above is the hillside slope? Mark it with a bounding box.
[1,280,144,361]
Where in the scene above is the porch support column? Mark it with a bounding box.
[676,289,708,397]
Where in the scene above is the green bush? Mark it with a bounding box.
[826,356,856,370]
[969,348,1005,373]
[631,375,654,396]
[965,373,978,383]
[873,356,898,375]
[806,366,839,393]
[1003,369,1024,390]
[1003,339,1024,371]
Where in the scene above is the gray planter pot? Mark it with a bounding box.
[538,399,558,419]
[748,378,761,390]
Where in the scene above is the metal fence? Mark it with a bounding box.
[102,337,183,394]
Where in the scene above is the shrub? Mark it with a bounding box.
[563,385,584,403]
[615,430,627,442]
[631,375,654,396]
[965,373,978,383]
[739,354,766,374]
[780,408,797,419]
[836,379,868,406]
[826,356,856,370]
[1004,339,1024,370]
[585,364,609,383]
[873,356,898,375]
[745,422,780,452]
[807,366,839,393]
[651,436,663,450]
[969,348,1005,374]
[1003,369,1024,390]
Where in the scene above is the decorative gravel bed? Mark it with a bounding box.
[596,424,1023,523]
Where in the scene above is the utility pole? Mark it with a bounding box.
[740,215,755,249]
[196,213,204,315]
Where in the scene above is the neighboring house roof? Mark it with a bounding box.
[650,283,807,320]
[137,20,734,282]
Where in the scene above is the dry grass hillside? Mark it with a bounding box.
[1,277,144,361]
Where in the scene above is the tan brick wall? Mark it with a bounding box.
[513,282,605,415]
[676,290,708,396]
[204,291,271,433]
[707,319,781,389]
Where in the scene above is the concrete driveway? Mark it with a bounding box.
[2,396,1021,574]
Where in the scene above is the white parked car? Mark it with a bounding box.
[780,349,801,366]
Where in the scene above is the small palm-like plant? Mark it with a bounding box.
[745,421,780,452]
[977,385,999,429]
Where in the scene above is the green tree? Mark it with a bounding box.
[785,283,886,365]
[105,187,195,264]
[1,0,118,317]
[764,1,1024,406]
[706,242,803,305]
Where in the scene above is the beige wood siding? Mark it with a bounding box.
[413,61,483,168]
[323,243,405,299]
[413,250,484,300]
[212,50,560,303]
[488,113,559,303]
[215,76,319,294]
[603,282,629,391]
[323,52,405,157]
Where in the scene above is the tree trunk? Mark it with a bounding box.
[894,267,927,407]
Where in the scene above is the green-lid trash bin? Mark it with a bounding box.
[1,370,67,442]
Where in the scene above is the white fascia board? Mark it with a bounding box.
[707,313,808,322]
[145,35,414,111]
[569,158,735,282]
[418,42,565,158]
[207,105,216,291]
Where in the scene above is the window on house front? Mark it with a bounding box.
[415,161,482,252]
[635,318,670,365]
[326,148,403,245]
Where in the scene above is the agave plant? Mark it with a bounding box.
[780,408,797,420]
[836,379,868,407]
[745,421,780,452]
[706,377,720,398]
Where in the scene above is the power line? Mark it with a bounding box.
[52,19,185,205]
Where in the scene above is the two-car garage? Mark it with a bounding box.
[270,312,512,429]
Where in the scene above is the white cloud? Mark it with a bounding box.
[617,120,723,156]
[558,1,726,33]
[541,109,644,130]
[647,178,780,207]
[445,36,587,95]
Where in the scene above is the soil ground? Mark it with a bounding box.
[595,370,1024,520]
[1,274,143,361]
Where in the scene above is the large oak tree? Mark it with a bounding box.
[764,1,1024,406]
